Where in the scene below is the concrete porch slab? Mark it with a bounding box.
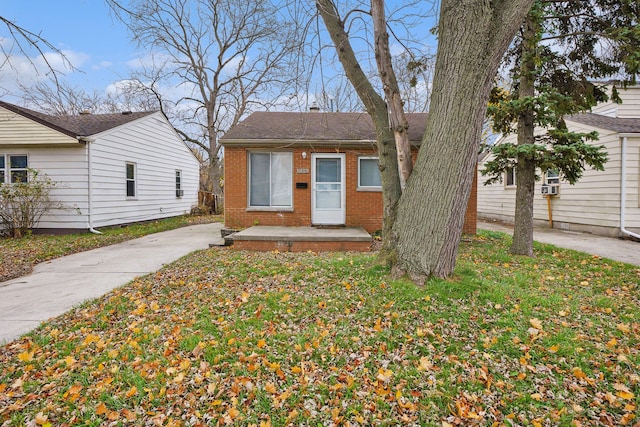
[230,226,372,252]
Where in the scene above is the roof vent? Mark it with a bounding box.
[309,102,320,112]
[79,110,91,115]
[122,111,132,115]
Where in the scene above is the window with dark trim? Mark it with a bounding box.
[126,162,136,197]
[505,167,516,187]
[0,155,5,184]
[175,170,183,197]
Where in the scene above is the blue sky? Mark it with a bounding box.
[0,0,139,99]
[0,0,439,109]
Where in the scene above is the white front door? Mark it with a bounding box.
[311,153,345,225]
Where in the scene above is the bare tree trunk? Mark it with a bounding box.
[393,0,534,281]
[510,13,539,255]
[371,0,412,189]
[316,0,402,259]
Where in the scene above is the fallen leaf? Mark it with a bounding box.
[529,318,543,330]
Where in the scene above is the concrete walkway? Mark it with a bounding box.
[479,220,640,266]
[0,222,223,344]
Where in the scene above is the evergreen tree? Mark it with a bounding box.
[483,0,639,255]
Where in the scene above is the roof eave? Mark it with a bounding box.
[220,138,423,147]
[0,101,79,138]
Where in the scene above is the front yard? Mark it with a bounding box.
[0,215,220,283]
[1,231,638,426]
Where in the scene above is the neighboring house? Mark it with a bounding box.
[0,101,199,232]
[477,85,640,238]
[220,111,477,234]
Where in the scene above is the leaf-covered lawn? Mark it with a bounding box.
[0,215,220,283]
[1,231,638,426]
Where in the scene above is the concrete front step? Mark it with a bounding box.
[228,226,373,252]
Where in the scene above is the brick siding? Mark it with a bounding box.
[224,147,477,234]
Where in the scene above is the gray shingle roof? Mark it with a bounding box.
[567,113,640,134]
[0,100,156,137]
[220,111,428,144]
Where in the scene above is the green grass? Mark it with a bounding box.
[0,214,221,282]
[1,230,638,426]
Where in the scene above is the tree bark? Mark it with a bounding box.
[371,0,412,189]
[511,12,538,256]
[392,0,534,281]
[316,0,402,258]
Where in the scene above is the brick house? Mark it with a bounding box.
[220,111,477,235]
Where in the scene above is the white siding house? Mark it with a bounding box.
[478,85,640,238]
[0,101,199,232]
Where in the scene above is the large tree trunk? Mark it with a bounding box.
[511,11,539,256]
[316,0,402,258]
[371,0,412,189]
[392,0,534,281]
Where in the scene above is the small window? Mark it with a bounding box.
[249,152,292,208]
[358,157,382,189]
[126,162,136,198]
[545,169,560,185]
[0,155,5,184]
[175,170,183,198]
[505,167,516,187]
[9,155,28,183]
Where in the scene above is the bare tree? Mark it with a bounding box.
[393,52,434,113]
[19,81,104,115]
[371,0,412,188]
[317,0,533,280]
[316,0,402,259]
[0,16,75,89]
[107,0,301,199]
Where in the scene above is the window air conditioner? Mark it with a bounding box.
[541,184,559,196]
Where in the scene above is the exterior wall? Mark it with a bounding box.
[591,85,640,118]
[89,113,199,228]
[0,107,77,146]
[478,126,640,237]
[0,145,90,229]
[224,146,382,232]
[224,146,477,234]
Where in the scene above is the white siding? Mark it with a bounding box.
[478,123,640,236]
[591,85,640,118]
[0,107,77,145]
[89,113,199,228]
[0,146,90,229]
[616,86,640,119]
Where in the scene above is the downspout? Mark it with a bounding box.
[80,137,102,235]
[620,135,640,239]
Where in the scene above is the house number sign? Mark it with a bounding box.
[297,168,310,174]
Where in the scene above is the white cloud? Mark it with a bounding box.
[0,44,89,96]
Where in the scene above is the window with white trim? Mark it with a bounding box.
[249,152,292,208]
[545,169,559,185]
[0,155,28,183]
[175,170,183,197]
[358,156,381,189]
[126,162,136,198]
[505,167,516,187]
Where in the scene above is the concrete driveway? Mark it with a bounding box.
[479,220,640,266]
[0,222,223,344]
